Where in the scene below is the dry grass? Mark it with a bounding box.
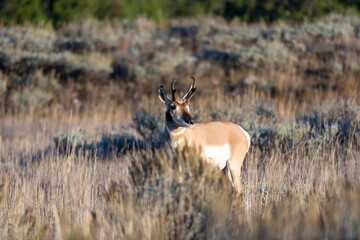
[0,14,360,239]
[0,87,359,239]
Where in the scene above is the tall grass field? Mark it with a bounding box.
[0,14,359,239]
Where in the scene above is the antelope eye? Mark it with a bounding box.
[170,104,176,110]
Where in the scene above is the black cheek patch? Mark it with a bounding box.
[166,111,173,123]
[182,111,193,124]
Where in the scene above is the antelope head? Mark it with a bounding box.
[158,77,197,128]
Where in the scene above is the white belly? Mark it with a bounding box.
[204,145,230,170]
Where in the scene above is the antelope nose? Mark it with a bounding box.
[189,119,195,125]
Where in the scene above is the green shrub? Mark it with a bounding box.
[8,89,53,114]
[222,0,352,23]
[53,132,86,154]
[133,109,165,149]
[94,131,147,156]
[1,0,360,27]
[0,0,47,25]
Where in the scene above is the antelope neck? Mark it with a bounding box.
[165,124,186,137]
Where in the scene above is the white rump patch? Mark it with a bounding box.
[238,126,251,151]
[204,145,230,170]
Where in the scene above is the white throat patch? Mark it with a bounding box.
[166,124,186,137]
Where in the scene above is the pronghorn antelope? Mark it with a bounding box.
[157,77,251,193]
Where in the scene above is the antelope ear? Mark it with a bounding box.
[157,86,170,104]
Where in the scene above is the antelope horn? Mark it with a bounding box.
[171,78,177,101]
[182,77,196,100]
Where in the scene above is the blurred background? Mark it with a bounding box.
[1,0,360,26]
[0,0,359,117]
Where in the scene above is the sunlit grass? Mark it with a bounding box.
[0,13,359,239]
[0,90,359,239]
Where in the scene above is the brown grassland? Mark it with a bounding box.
[0,14,360,239]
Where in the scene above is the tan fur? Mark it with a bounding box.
[166,122,250,193]
[158,78,250,194]
[168,122,249,154]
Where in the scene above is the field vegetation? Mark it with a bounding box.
[0,13,359,239]
[1,0,360,27]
